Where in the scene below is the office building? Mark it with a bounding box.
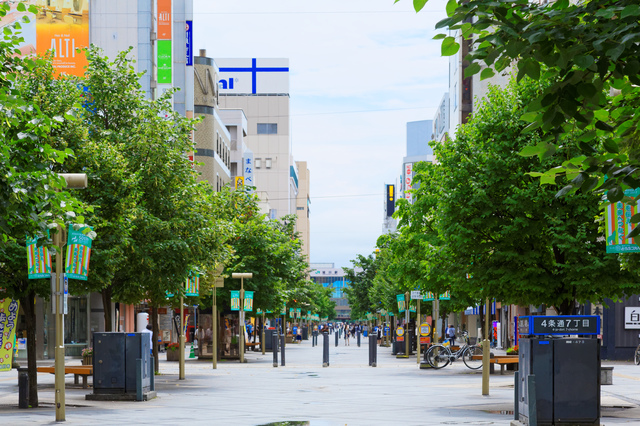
[310,264,350,321]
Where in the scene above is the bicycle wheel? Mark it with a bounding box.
[426,345,451,369]
[462,345,483,370]
[634,345,640,365]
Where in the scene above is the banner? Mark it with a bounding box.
[289,308,294,318]
[605,189,640,253]
[280,306,286,315]
[396,294,406,313]
[423,292,435,302]
[26,236,51,279]
[296,308,301,316]
[65,226,93,281]
[185,273,199,297]
[0,299,20,372]
[230,291,240,311]
[439,291,451,300]
[256,308,262,315]
[244,291,254,311]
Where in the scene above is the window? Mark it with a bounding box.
[265,158,272,169]
[257,123,277,134]
[255,158,262,169]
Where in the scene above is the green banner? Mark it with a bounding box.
[289,308,294,318]
[423,292,435,302]
[256,308,262,315]
[230,290,240,311]
[185,273,199,297]
[157,39,172,84]
[397,294,406,313]
[244,291,254,311]
[26,236,51,279]
[605,189,640,253]
[439,291,451,300]
[65,226,93,281]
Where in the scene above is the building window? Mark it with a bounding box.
[257,123,277,134]
[255,158,262,169]
[265,158,272,169]
[297,207,304,211]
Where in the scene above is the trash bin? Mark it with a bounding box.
[302,326,309,340]
[517,315,600,425]
[265,328,276,351]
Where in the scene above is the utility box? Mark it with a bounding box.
[517,316,600,426]
[93,332,150,395]
[264,328,276,351]
[125,333,150,393]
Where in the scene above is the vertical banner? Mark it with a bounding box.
[185,20,193,66]
[65,226,93,281]
[386,184,395,217]
[157,40,173,84]
[244,291,254,312]
[230,291,240,311]
[605,189,640,253]
[404,163,413,202]
[185,274,199,296]
[243,150,255,192]
[157,0,173,84]
[26,236,52,279]
[423,292,435,302]
[280,306,286,315]
[397,294,406,313]
[296,308,301,317]
[289,308,294,318]
[0,299,20,372]
[439,291,451,300]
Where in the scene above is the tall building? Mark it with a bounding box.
[295,161,311,262]
[402,120,434,202]
[310,264,350,321]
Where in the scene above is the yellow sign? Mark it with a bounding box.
[396,326,405,337]
[0,299,20,372]
[235,176,245,189]
[419,323,431,337]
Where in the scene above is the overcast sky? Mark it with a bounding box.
[193,0,450,269]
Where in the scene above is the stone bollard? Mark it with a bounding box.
[272,333,279,367]
[18,368,29,409]
[335,330,339,347]
[322,332,330,367]
[369,334,377,367]
[357,331,361,347]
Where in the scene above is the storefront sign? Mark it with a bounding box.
[65,226,93,281]
[244,291,254,312]
[27,236,51,279]
[0,299,19,372]
[230,291,240,311]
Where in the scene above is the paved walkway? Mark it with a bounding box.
[1,337,639,425]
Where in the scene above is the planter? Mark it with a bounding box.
[166,349,180,361]
[82,356,93,366]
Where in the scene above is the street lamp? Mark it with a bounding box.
[54,173,87,422]
[232,272,252,363]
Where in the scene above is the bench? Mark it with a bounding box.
[245,342,260,351]
[37,365,93,388]
[470,355,519,374]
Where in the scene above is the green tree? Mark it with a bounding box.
[344,254,379,320]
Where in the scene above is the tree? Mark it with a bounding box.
[344,254,379,320]
[404,0,640,217]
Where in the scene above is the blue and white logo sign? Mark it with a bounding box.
[243,148,255,192]
[217,58,289,95]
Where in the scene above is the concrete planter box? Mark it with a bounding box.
[601,366,614,385]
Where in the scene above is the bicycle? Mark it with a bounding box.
[425,332,483,370]
[634,344,640,366]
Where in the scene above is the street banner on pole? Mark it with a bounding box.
[185,273,199,296]
[605,189,640,253]
[296,308,301,316]
[439,291,451,300]
[230,291,240,311]
[289,308,294,318]
[0,299,19,372]
[65,226,93,280]
[27,236,51,279]
[244,291,254,311]
[281,306,286,315]
[423,292,435,301]
[397,294,406,313]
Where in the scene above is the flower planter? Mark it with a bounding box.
[82,356,93,366]
[166,349,179,361]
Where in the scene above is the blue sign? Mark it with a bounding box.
[219,58,289,94]
[518,315,600,336]
[186,20,193,66]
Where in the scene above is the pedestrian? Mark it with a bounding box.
[446,324,456,346]
[142,324,153,354]
[377,325,382,344]
[344,325,350,346]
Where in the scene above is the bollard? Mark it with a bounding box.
[527,374,537,426]
[369,334,377,367]
[312,331,315,347]
[272,333,279,367]
[280,334,286,366]
[514,371,519,421]
[18,368,29,409]
[322,332,330,367]
[335,330,339,347]
[357,331,361,347]
[150,357,155,391]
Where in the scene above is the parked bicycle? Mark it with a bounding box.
[425,331,483,370]
[634,343,640,366]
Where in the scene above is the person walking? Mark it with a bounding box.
[446,324,456,346]
[344,325,350,346]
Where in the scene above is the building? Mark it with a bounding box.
[402,120,435,203]
[310,263,350,321]
[295,161,311,262]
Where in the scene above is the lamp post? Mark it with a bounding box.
[53,173,87,422]
[232,273,252,363]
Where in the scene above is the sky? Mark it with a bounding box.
[193,0,450,269]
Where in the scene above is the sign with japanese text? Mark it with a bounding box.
[396,294,405,313]
[624,307,640,329]
[230,291,240,311]
[243,291,254,312]
[296,308,301,316]
[65,226,93,281]
[518,315,600,336]
[0,299,20,372]
[27,236,51,279]
[410,290,422,300]
[605,189,640,253]
[386,184,395,217]
[289,308,294,318]
[185,20,193,66]
[157,40,172,84]
[404,163,413,202]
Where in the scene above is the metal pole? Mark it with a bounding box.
[357,329,361,347]
[405,292,410,357]
[280,333,285,366]
[179,296,185,380]
[322,332,329,367]
[417,300,421,364]
[272,332,278,367]
[212,288,217,369]
[482,297,490,395]
[335,329,339,347]
[514,371,520,421]
[239,278,245,364]
[261,313,265,355]
[54,227,65,421]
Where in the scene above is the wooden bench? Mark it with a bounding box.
[245,342,260,351]
[37,365,93,388]
[471,355,519,374]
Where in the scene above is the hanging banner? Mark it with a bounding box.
[230,290,240,311]
[296,308,301,316]
[256,308,262,315]
[244,291,254,311]
[0,299,20,372]
[289,308,294,318]
[605,190,640,253]
[280,306,286,315]
[185,273,199,297]
[423,292,435,302]
[396,294,406,313]
[439,291,451,301]
[65,226,93,281]
[26,236,52,279]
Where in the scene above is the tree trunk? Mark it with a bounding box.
[101,286,113,332]
[20,291,38,408]
[150,306,159,373]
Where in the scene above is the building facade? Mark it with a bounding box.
[310,264,350,321]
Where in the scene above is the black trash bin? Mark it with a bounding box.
[302,326,309,340]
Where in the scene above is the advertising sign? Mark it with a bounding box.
[27,236,51,279]
[217,58,289,95]
[157,0,172,40]
[0,299,20,372]
[235,176,244,189]
[605,189,640,253]
[386,184,395,217]
[404,163,413,201]
[185,20,193,66]
[289,308,294,318]
[185,274,199,297]
[439,291,451,301]
[243,150,255,191]
[65,226,93,281]
[244,291,254,312]
[396,294,405,313]
[230,291,240,311]
[624,307,640,329]
[423,292,435,302]
[157,39,172,84]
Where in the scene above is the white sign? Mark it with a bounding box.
[404,163,413,201]
[243,148,255,192]
[625,307,640,329]
[217,58,289,95]
[410,290,422,300]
